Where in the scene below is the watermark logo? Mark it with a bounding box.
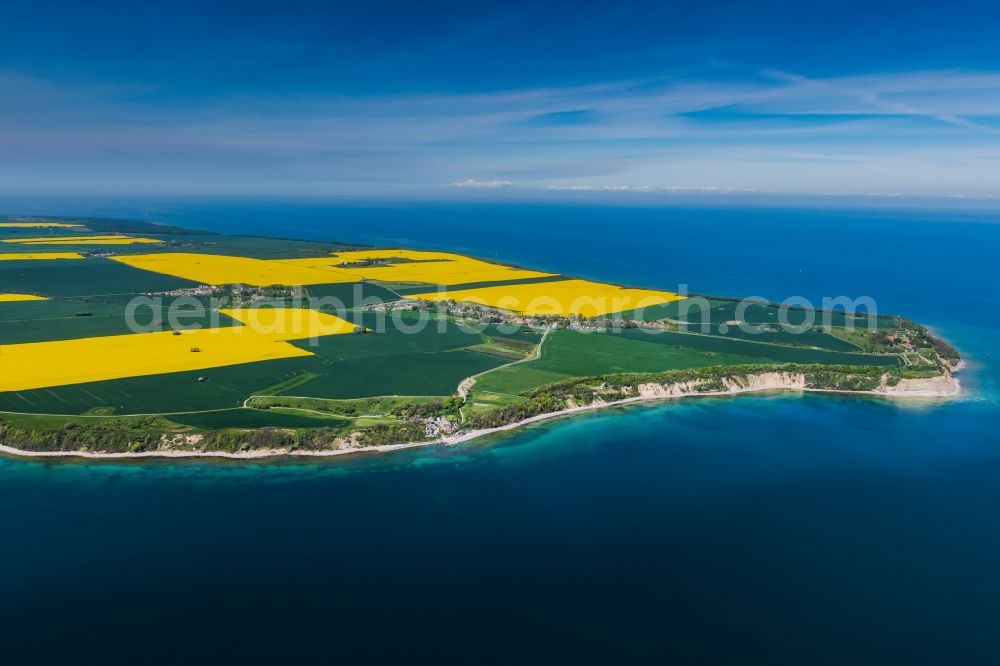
[123,282,881,344]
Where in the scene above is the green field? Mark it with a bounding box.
[304,281,401,306]
[0,296,231,343]
[287,349,509,399]
[0,257,197,296]
[475,328,899,395]
[0,357,314,415]
[298,312,494,358]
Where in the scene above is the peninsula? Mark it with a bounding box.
[0,216,963,459]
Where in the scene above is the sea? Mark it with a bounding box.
[1,199,998,664]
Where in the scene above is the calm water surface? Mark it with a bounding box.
[1,200,998,663]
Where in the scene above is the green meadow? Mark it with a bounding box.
[166,408,352,430]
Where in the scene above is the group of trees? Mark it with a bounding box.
[0,419,165,453]
[906,325,960,362]
[391,397,463,420]
[862,322,960,365]
[466,394,563,430]
[354,423,426,446]
[0,419,317,454]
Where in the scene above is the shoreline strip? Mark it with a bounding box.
[0,376,962,462]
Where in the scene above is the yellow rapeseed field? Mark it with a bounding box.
[221,307,355,339]
[0,308,353,392]
[0,222,84,229]
[0,252,84,261]
[3,234,162,245]
[0,294,48,302]
[110,249,551,287]
[0,328,314,393]
[413,279,684,317]
[111,253,359,286]
[281,248,555,285]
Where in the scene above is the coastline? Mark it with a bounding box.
[0,370,962,461]
[442,370,963,446]
[0,439,434,461]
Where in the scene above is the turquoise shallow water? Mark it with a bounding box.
[0,200,998,663]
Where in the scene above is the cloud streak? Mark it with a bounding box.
[546,185,759,194]
[453,179,514,188]
[2,68,1000,196]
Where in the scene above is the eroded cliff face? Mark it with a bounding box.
[632,370,959,401]
[636,380,705,398]
[878,373,961,397]
[637,372,807,399]
[722,372,808,393]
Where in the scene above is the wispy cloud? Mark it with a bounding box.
[453,178,514,188]
[547,184,653,192]
[2,68,1000,196]
[758,69,1000,132]
[546,184,759,194]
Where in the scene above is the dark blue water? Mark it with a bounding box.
[1,200,998,663]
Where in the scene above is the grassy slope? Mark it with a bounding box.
[250,395,440,416]
[166,408,352,430]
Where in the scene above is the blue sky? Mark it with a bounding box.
[3,0,1000,199]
